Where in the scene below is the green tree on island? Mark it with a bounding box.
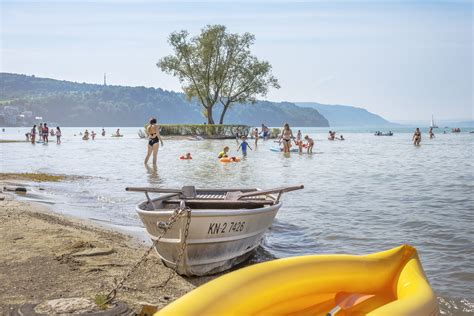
[157,25,280,124]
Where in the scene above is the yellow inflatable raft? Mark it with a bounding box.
[156,245,438,316]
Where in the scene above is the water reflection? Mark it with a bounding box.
[145,164,162,185]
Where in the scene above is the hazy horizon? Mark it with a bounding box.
[1,0,472,121]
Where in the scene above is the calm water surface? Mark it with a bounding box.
[1,127,473,314]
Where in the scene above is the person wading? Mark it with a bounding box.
[144,117,164,165]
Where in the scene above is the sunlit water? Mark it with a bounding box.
[1,126,473,314]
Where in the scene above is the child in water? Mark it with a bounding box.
[237,136,252,156]
[304,135,314,153]
[180,153,192,160]
[218,146,230,158]
[56,127,61,144]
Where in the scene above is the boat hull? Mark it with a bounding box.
[136,201,281,276]
[156,245,439,316]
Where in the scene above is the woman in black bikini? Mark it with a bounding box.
[280,123,294,153]
[144,118,164,165]
[412,128,421,146]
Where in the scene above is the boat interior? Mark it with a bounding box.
[139,187,277,210]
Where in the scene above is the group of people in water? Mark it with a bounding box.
[27,123,61,144]
[27,125,125,144]
[277,123,314,153]
[77,128,121,140]
[412,127,437,145]
[328,130,344,141]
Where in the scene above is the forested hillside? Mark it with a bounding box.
[0,73,329,127]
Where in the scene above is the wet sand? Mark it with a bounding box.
[0,193,211,314]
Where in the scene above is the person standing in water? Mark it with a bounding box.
[237,136,252,156]
[38,123,43,141]
[252,128,259,147]
[31,124,37,144]
[144,118,163,165]
[280,123,295,153]
[428,127,435,139]
[296,130,302,144]
[56,126,61,144]
[101,128,106,136]
[42,123,49,143]
[413,128,421,145]
[304,135,314,153]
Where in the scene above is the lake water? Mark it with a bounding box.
[1,126,473,314]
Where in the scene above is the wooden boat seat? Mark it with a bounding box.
[163,199,275,209]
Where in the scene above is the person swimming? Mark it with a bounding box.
[180,153,192,160]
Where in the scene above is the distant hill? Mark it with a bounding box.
[296,102,396,127]
[0,73,328,127]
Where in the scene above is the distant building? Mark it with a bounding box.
[104,73,107,86]
[21,111,33,118]
[3,106,20,115]
[3,106,20,125]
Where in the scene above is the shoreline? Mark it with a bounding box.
[0,192,214,314]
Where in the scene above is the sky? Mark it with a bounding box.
[1,0,472,121]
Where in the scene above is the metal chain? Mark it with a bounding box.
[103,205,191,305]
[153,207,192,289]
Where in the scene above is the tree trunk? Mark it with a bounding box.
[219,105,229,124]
[207,107,215,124]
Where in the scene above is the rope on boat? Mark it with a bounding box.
[103,204,192,306]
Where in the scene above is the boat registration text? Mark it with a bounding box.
[208,221,246,235]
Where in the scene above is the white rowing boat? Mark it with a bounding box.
[127,185,304,276]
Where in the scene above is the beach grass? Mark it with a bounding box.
[0,140,27,143]
[94,294,109,310]
[0,172,66,182]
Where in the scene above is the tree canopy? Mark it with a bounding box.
[157,25,280,124]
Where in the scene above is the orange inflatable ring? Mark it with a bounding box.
[219,157,241,163]
[179,156,192,160]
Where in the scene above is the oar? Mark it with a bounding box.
[326,292,375,316]
[225,185,304,201]
[126,187,183,194]
[125,186,197,198]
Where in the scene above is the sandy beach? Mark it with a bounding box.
[0,190,210,314]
